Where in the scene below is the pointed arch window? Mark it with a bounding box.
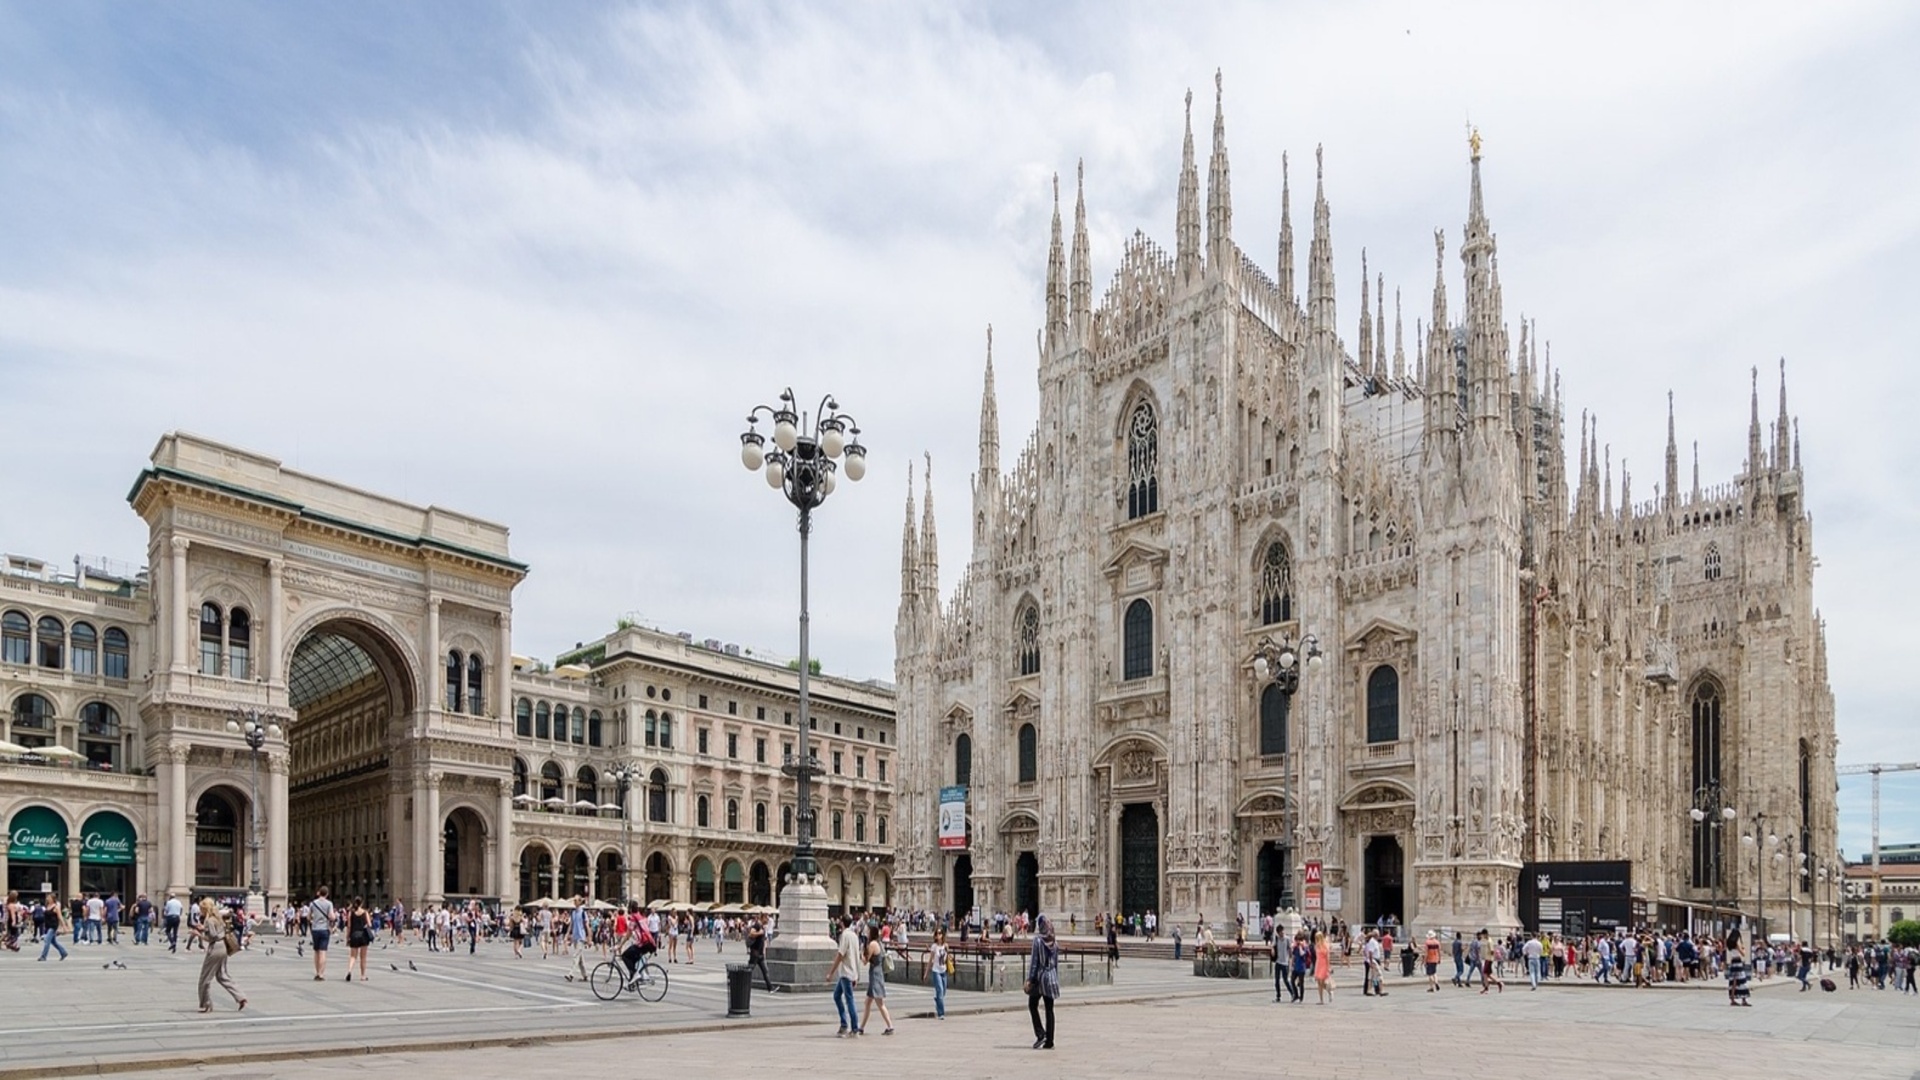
[1690,682,1723,888]
[1017,722,1038,784]
[1260,681,1291,756]
[1122,598,1154,680]
[467,654,485,716]
[70,621,98,676]
[696,794,711,829]
[228,608,251,680]
[1257,542,1294,625]
[1704,543,1722,582]
[587,709,603,747]
[1017,602,1041,676]
[1365,665,1400,744]
[571,707,586,745]
[755,802,768,833]
[103,627,130,680]
[198,603,222,674]
[1126,400,1160,519]
[954,732,972,788]
[727,798,740,831]
[782,805,794,836]
[535,701,551,741]
[515,698,533,738]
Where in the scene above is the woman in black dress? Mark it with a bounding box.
[346,896,373,982]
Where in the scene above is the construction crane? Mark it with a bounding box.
[1838,762,1920,869]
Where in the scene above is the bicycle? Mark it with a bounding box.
[589,955,669,1002]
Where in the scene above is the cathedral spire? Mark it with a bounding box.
[1175,89,1201,283]
[1307,145,1335,334]
[1692,440,1702,503]
[1664,392,1679,514]
[1044,174,1066,357]
[900,467,919,601]
[1422,229,1454,442]
[1603,444,1614,520]
[978,326,999,480]
[1070,161,1092,347]
[1467,126,1488,235]
[1374,272,1388,380]
[919,454,939,599]
[1793,418,1802,473]
[1277,152,1295,303]
[1392,288,1405,381]
[1775,358,1791,471]
[1747,366,1763,477]
[1357,250,1373,379]
[1205,69,1232,270]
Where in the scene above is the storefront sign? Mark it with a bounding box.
[80,811,136,865]
[8,805,68,862]
[938,786,968,850]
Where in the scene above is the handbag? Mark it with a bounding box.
[883,947,895,974]
[224,931,241,953]
[945,953,955,976]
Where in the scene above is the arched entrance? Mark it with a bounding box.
[1014,851,1039,919]
[775,861,792,907]
[645,852,672,903]
[194,787,246,891]
[692,856,716,904]
[722,859,745,905]
[443,808,487,899]
[287,617,414,906]
[748,861,772,907]
[595,851,624,900]
[1120,803,1159,916]
[558,847,590,898]
[951,853,974,922]
[519,844,553,903]
[1256,841,1292,915]
[1363,835,1404,927]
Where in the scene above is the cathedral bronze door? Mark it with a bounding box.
[1363,835,1404,927]
[952,853,975,921]
[1120,803,1159,916]
[1015,852,1039,919]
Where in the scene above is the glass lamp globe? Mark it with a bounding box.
[765,460,786,489]
[1307,652,1325,671]
[821,421,846,458]
[741,432,765,471]
[1690,807,1706,823]
[1252,655,1269,681]
[821,469,837,496]
[843,444,866,481]
[774,414,798,452]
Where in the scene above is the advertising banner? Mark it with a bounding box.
[938,785,968,850]
[8,805,67,862]
[80,811,136,865]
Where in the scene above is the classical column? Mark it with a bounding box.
[495,779,515,904]
[422,772,442,904]
[426,598,441,714]
[169,537,190,672]
[266,558,285,686]
[267,752,290,904]
[0,836,10,896]
[167,744,190,896]
[496,613,513,725]
[65,837,81,900]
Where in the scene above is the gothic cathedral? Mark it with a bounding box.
[893,76,1839,937]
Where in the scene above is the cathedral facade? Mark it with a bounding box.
[892,78,1840,941]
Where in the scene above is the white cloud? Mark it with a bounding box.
[0,0,1915,843]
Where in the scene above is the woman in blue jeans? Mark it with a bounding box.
[38,898,68,961]
[929,928,950,1019]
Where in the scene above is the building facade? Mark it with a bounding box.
[892,79,1840,940]
[1,432,894,911]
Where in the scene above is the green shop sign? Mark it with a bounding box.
[80,811,136,865]
[8,805,68,862]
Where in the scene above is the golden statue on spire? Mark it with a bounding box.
[1469,126,1483,161]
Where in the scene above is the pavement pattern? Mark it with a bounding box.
[2,933,1914,1079]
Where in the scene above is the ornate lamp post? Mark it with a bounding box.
[1687,785,1738,937]
[608,762,643,903]
[1774,832,1808,944]
[1248,633,1323,921]
[1740,811,1773,946]
[225,707,283,903]
[740,387,866,990]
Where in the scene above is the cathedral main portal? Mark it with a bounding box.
[1119,803,1159,917]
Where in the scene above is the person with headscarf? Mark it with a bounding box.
[1025,915,1059,1049]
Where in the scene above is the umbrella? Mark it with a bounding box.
[713,903,745,915]
[598,803,624,814]
[0,738,31,755]
[541,797,566,808]
[511,793,536,805]
[571,799,599,811]
[28,745,84,761]
[587,898,618,911]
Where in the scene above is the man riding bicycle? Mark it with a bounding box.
[620,902,657,980]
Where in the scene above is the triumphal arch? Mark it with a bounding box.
[131,433,525,909]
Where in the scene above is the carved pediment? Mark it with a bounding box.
[1003,689,1040,718]
[1344,617,1416,652]
[1101,539,1169,595]
[1339,781,1416,811]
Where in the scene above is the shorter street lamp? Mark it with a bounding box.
[1688,785,1738,937]
[608,762,643,903]
[225,708,284,899]
[1740,812,1773,946]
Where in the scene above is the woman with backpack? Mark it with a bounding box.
[1025,915,1058,1049]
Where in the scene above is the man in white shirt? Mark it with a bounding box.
[1361,930,1386,996]
[833,916,864,1036]
[307,887,335,980]
[162,895,184,953]
[1522,934,1543,989]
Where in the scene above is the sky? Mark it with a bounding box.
[0,1,1914,858]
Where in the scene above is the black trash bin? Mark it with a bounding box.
[1400,946,1417,978]
[726,963,752,1017]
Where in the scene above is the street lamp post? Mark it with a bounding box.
[740,387,866,991]
[1688,785,1738,938]
[608,762,643,903]
[225,708,283,906]
[1248,632,1323,925]
[1741,812,1773,947]
[1775,832,1807,944]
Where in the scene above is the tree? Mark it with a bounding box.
[1888,920,1920,949]
[785,658,823,675]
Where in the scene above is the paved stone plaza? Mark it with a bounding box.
[1,936,1915,1079]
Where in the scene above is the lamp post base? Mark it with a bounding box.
[763,874,838,992]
